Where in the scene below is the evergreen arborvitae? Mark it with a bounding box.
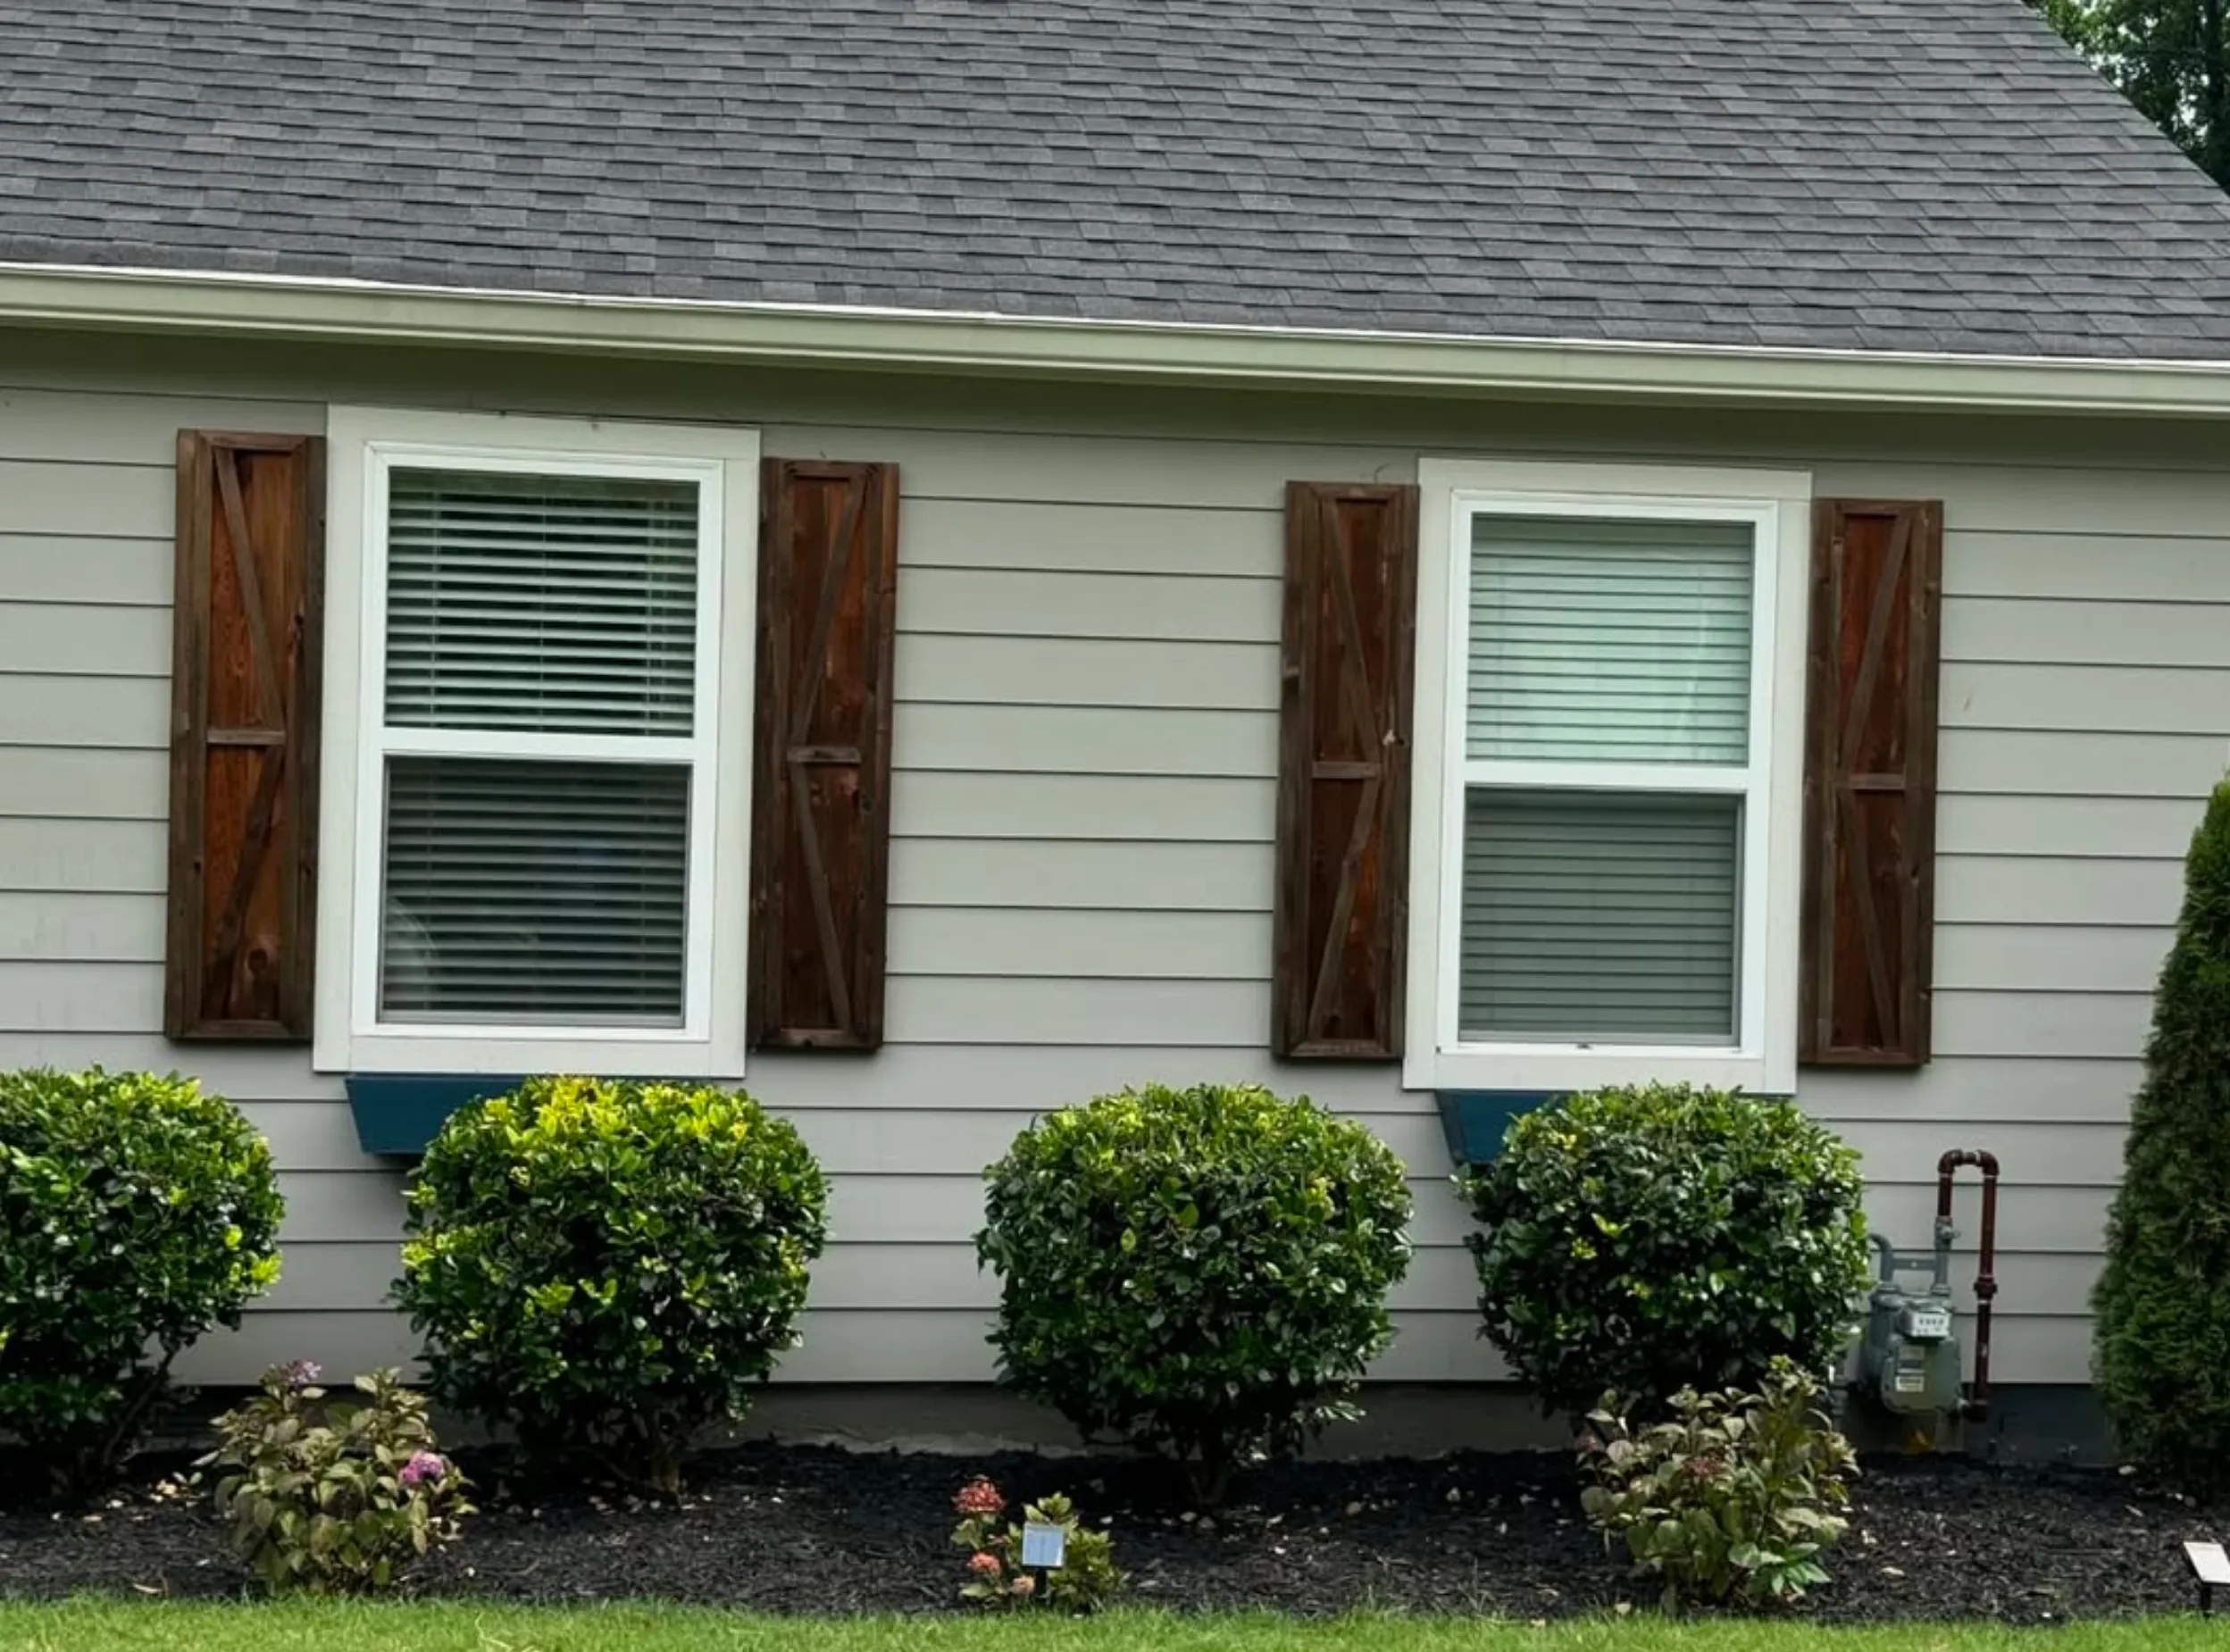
[2093,780,2230,1494]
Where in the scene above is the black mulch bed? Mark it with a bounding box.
[1,1442,2217,1622]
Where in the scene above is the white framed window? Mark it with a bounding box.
[1405,460,1811,1096]
[313,408,760,1076]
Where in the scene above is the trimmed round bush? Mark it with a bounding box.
[976,1082,1413,1500]
[1461,1083,1869,1419]
[0,1067,283,1495]
[396,1077,827,1492]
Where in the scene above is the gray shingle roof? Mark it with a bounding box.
[4,0,2230,359]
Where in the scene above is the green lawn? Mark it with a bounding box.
[1,1604,2225,1652]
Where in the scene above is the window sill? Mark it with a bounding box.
[1406,1045,1793,1099]
[313,1027,745,1081]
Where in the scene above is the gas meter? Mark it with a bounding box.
[1855,1148,2000,1426]
[1858,1241,1963,1416]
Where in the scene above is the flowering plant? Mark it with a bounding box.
[200,1364,471,1593]
[1579,1358,1856,1608]
[949,1476,1123,1612]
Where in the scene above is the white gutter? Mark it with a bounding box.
[6,262,2230,418]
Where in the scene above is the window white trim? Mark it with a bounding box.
[1404,459,1811,1096]
[313,407,761,1077]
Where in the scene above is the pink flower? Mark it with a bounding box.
[398,1451,448,1489]
[967,1551,1003,1577]
[1683,1456,1723,1481]
[1011,1573,1036,1598]
[278,1360,322,1389]
[954,1476,1006,1517]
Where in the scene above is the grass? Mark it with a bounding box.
[0,1603,2225,1652]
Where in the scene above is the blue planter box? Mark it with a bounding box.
[345,1074,524,1156]
[1434,1091,1558,1166]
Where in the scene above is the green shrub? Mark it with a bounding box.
[203,1363,471,1593]
[0,1067,282,1495]
[1581,1358,1858,1608]
[2094,781,2230,1495]
[976,1082,1413,1502]
[395,1077,828,1493]
[1460,1083,1869,1419]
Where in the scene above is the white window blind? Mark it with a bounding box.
[1467,515,1753,764]
[1459,790,1741,1042]
[384,470,699,736]
[380,757,689,1025]
[372,465,706,1030]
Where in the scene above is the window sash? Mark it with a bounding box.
[352,445,727,1045]
[1455,784,1746,1047]
[1437,494,1779,1062]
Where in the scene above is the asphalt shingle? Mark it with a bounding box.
[3,0,2229,358]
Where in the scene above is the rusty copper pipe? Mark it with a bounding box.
[1937,1149,2000,1421]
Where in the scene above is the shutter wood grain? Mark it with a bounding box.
[749,460,900,1049]
[1272,481,1418,1059]
[1800,498,1944,1067]
[165,431,324,1040]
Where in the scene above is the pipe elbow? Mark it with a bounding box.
[1937,1147,2001,1178]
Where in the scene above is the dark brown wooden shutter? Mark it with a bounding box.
[1272,481,1419,1059]
[749,460,900,1049]
[165,431,325,1040]
[1800,498,1943,1067]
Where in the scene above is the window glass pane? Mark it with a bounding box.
[1459,788,1739,1043]
[1468,514,1753,763]
[379,756,689,1027]
[385,469,699,736]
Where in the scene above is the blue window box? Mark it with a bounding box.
[345,1074,524,1156]
[1435,1090,1558,1166]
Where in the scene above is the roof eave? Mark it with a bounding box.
[6,262,2230,419]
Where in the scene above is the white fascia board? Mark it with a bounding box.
[5,262,2230,418]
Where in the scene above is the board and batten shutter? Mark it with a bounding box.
[748,460,900,1049]
[1272,481,1419,1059]
[1800,498,1944,1067]
[165,431,325,1040]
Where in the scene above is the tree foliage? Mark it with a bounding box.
[2093,782,2230,1495]
[2034,0,2230,189]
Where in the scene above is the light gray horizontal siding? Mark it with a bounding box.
[198,1104,2126,1189]
[0,1034,2148,1125]
[4,356,2224,1390]
[0,894,2170,992]
[267,1239,2097,1324]
[0,958,2163,1058]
